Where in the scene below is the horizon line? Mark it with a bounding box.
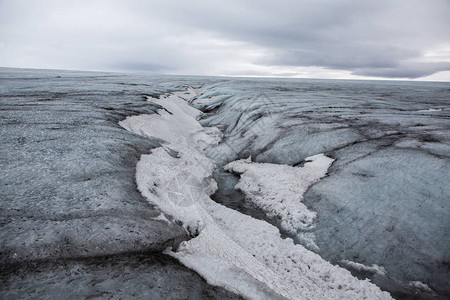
[1,66,449,83]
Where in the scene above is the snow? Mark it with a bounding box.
[121,89,392,299]
[417,108,443,112]
[119,88,222,150]
[341,260,387,276]
[223,154,334,250]
[408,281,433,293]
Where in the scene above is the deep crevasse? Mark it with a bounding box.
[119,88,392,299]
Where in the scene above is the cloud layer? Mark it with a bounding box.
[1,0,449,79]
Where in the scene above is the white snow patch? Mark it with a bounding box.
[137,146,216,233]
[121,88,392,300]
[119,90,222,150]
[341,260,387,276]
[153,213,172,224]
[408,281,433,293]
[417,108,443,112]
[224,154,334,250]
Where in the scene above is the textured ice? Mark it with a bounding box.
[1,253,241,299]
[0,70,193,263]
[0,68,239,299]
[306,147,449,297]
[199,78,450,298]
[2,68,449,299]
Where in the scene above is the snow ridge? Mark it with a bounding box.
[119,88,392,299]
[341,260,387,276]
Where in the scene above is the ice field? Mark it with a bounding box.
[1,68,449,299]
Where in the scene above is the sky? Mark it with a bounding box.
[1,0,450,81]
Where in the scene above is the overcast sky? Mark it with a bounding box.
[1,0,449,80]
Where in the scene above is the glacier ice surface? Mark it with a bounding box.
[0,68,240,299]
[123,89,391,299]
[2,68,449,299]
[200,78,450,298]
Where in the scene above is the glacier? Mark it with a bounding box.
[198,79,450,299]
[0,69,240,299]
[1,68,449,299]
[121,89,390,299]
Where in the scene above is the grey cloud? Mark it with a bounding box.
[353,62,450,79]
[153,0,450,78]
[1,0,449,79]
[260,45,415,69]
